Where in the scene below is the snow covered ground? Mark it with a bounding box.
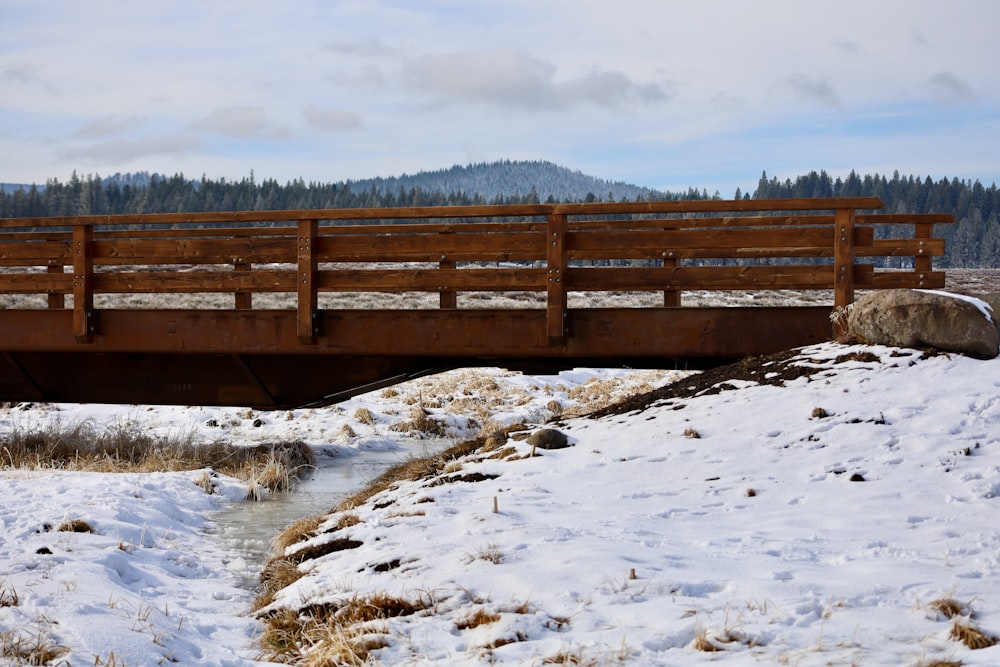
[1,318,1000,664]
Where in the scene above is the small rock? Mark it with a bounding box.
[526,428,570,450]
[849,473,865,482]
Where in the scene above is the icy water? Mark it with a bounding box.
[213,438,454,581]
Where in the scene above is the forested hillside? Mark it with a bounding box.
[1,162,998,267]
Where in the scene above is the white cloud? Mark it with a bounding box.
[785,75,843,110]
[190,106,288,140]
[302,105,363,131]
[405,49,672,111]
[927,72,976,104]
[59,135,203,164]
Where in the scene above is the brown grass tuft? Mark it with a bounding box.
[272,515,325,554]
[691,628,724,652]
[929,597,974,620]
[0,582,18,608]
[254,558,307,614]
[57,518,95,533]
[353,407,375,425]
[464,544,504,565]
[683,427,701,439]
[257,592,425,664]
[456,608,501,630]
[950,620,997,650]
[0,627,69,665]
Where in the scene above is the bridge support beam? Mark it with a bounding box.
[0,306,833,408]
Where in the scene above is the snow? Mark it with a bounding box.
[1,344,1000,665]
[919,288,995,321]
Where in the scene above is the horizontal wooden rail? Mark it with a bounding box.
[0,198,954,347]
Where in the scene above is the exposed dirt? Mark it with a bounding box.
[583,347,939,420]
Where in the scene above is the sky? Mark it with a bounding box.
[1,0,998,196]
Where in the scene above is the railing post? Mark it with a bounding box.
[297,219,319,344]
[438,230,457,309]
[833,207,856,339]
[914,222,932,286]
[47,261,65,309]
[72,223,95,342]
[662,224,680,307]
[546,213,567,345]
[234,260,253,310]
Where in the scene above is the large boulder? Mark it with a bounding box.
[847,289,999,359]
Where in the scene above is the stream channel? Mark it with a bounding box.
[212,437,455,584]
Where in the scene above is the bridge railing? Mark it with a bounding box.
[0,198,954,344]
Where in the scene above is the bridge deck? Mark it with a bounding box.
[0,198,954,408]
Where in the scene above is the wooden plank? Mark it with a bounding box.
[0,198,883,230]
[72,224,95,342]
[297,219,319,343]
[872,271,946,289]
[571,215,837,230]
[0,241,70,262]
[234,261,252,309]
[47,265,65,309]
[316,231,545,263]
[833,208,855,312]
[93,270,295,293]
[862,238,945,257]
[0,272,73,293]
[856,213,955,226]
[317,268,547,292]
[568,265,839,291]
[0,204,554,229]
[914,223,933,274]
[553,197,883,217]
[546,213,567,344]
[92,237,295,265]
[570,227,843,251]
[438,230,457,308]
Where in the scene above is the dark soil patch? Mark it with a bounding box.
[586,347,897,420]
[286,537,363,564]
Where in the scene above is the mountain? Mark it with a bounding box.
[342,160,663,202]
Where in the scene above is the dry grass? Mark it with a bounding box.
[253,559,307,614]
[57,518,94,533]
[272,515,325,554]
[455,608,501,630]
[352,407,375,426]
[0,582,18,608]
[0,627,69,666]
[949,620,997,650]
[258,593,427,665]
[463,544,504,565]
[0,419,315,490]
[928,597,975,620]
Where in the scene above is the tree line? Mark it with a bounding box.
[1,164,998,267]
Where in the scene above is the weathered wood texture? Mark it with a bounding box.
[0,198,956,407]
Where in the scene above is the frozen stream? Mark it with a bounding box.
[212,437,455,583]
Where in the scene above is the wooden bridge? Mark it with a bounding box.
[0,198,953,409]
